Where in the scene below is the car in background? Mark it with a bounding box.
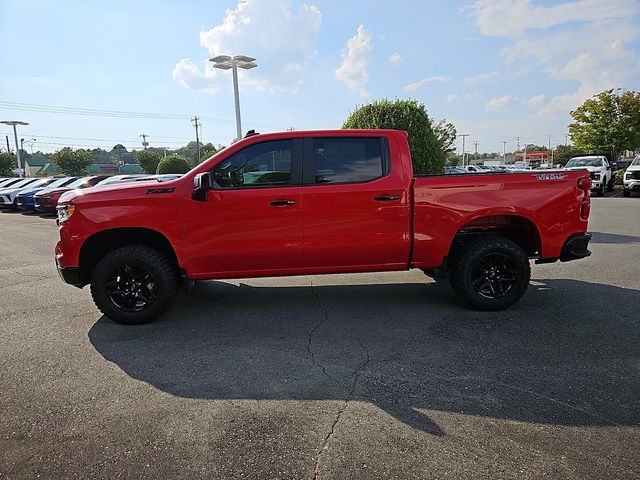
[34,176,108,213]
[444,167,468,175]
[0,178,23,189]
[16,177,78,211]
[565,155,612,196]
[95,174,153,186]
[464,165,493,173]
[0,178,42,208]
[623,156,640,197]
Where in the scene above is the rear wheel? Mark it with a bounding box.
[90,246,178,324]
[449,236,530,311]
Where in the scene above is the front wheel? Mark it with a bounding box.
[449,236,531,311]
[90,246,179,324]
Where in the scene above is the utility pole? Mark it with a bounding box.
[565,133,569,146]
[547,133,552,151]
[1,120,29,177]
[5,135,10,154]
[191,116,201,164]
[458,133,470,167]
[502,141,507,163]
[473,140,479,155]
[140,133,149,149]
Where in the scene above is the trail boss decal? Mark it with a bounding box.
[533,173,567,181]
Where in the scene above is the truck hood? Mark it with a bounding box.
[625,165,640,173]
[565,166,603,173]
[59,178,181,204]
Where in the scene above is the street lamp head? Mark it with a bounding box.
[237,61,257,70]
[233,55,256,63]
[210,55,232,63]
[1,120,29,126]
[209,54,257,70]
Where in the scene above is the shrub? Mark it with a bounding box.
[156,155,191,174]
[136,150,162,174]
[342,98,446,174]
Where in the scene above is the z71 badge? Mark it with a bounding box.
[533,173,567,181]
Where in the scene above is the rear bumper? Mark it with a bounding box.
[560,233,592,262]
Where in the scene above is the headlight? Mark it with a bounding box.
[56,204,76,223]
[593,172,601,180]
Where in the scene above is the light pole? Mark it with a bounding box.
[1,120,29,177]
[209,55,257,141]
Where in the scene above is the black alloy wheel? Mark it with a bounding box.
[470,252,518,299]
[449,235,530,311]
[91,245,178,324]
[106,264,158,312]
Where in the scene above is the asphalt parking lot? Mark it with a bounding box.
[1,196,639,480]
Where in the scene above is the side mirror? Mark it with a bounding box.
[192,172,212,202]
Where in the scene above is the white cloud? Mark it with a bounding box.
[447,94,458,103]
[403,75,450,93]
[469,0,640,118]
[173,0,321,95]
[468,0,635,37]
[335,25,374,97]
[465,69,499,82]
[172,58,219,95]
[522,94,546,107]
[485,95,516,111]
[388,52,402,67]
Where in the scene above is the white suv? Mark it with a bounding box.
[623,156,640,197]
[565,156,612,196]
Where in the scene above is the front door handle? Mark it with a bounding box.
[373,195,400,201]
[270,199,297,206]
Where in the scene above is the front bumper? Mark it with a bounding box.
[560,233,592,262]
[56,264,83,288]
[623,181,640,191]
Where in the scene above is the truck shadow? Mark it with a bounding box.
[590,231,640,245]
[89,279,640,436]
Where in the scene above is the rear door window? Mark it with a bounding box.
[311,137,385,184]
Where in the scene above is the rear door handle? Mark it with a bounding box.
[373,195,400,201]
[270,199,297,206]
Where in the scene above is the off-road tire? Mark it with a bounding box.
[449,236,531,311]
[90,246,178,325]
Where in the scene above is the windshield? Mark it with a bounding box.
[66,176,93,188]
[45,177,77,189]
[4,178,38,189]
[631,156,640,167]
[566,157,603,168]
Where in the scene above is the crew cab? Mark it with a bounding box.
[55,130,592,324]
[565,155,612,196]
[623,156,640,197]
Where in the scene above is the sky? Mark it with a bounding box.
[1,0,639,155]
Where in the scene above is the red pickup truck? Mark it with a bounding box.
[55,130,592,324]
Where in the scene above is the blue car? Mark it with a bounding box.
[16,177,78,211]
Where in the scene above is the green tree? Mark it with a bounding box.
[569,89,640,160]
[52,147,93,175]
[342,98,447,174]
[553,144,578,166]
[156,154,191,174]
[201,142,219,160]
[0,152,16,176]
[432,120,457,156]
[135,150,162,174]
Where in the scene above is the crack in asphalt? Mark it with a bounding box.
[307,280,372,480]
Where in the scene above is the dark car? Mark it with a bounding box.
[16,177,78,211]
[34,176,108,213]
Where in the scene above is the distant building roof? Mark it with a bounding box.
[25,155,48,167]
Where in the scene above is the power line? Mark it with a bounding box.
[0,100,290,128]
